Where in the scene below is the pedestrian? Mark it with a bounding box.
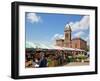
[39,52,47,67]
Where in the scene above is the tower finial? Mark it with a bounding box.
[64,24,71,31]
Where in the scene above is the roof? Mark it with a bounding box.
[26,42,85,52]
[64,24,71,31]
[72,37,86,42]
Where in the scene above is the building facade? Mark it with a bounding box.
[55,24,87,50]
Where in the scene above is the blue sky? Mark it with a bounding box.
[25,12,89,45]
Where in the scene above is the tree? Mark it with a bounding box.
[86,45,89,52]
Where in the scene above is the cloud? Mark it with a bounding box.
[52,34,64,40]
[68,16,89,32]
[26,13,41,23]
[73,31,85,38]
[73,32,89,45]
[68,16,90,45]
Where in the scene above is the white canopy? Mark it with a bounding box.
[26,42,85,52]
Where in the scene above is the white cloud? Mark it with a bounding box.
[69,16,90,45]
[27,13,41,23]
[73,32,89,45]
[68,16,89,32]
[52,34,64,40]
[73,31,85,38]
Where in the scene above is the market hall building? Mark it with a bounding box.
[56,24,87,50]
[55,24,87,55]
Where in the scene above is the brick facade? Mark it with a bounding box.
[55,25,87,50]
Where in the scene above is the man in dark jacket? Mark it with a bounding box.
[39,52,47,67]
[39,56,47,67]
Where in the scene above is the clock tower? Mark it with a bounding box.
[64,24,72,47]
